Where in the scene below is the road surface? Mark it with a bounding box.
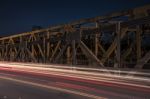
[0,64,150,99]
[0,77,89,99]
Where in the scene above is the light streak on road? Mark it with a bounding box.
[0,62,150,99]
[0,62,149,91]
[0,62,150,86]
[0,75,106,99]
[5,62,150,76]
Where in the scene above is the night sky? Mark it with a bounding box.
[0,0,150,36]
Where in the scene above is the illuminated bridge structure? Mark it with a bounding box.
[0,5,150,69]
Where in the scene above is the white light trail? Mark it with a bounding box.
[0,62,150,89]
[0,76,106,99]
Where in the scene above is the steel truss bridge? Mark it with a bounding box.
[0,5,150,69]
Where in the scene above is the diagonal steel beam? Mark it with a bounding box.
[101,28,128,63]
[135,51,150,69]
[50,41,61,62]
[79,41,104,67]
[54,44,68,63]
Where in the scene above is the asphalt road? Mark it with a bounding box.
[0,78,89,99]
[0,67,150,99]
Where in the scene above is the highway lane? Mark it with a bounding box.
[0,67,150,99]
[0,64,150,99]
[0,76,91,99]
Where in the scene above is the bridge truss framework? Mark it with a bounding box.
[0,5,150,69]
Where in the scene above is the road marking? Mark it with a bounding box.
[0,76,106,99]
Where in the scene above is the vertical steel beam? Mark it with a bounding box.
[20,36,24,62]
[136,25,142,61]
[67,46,71,64]
[72,40,76,65]
[43,37,46,63]
[95,34,98,56]
[47,31,50,61]
[116,22,121,68]
[95,22,99,56]
[31,35,35,60]
[2,40,5,60]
